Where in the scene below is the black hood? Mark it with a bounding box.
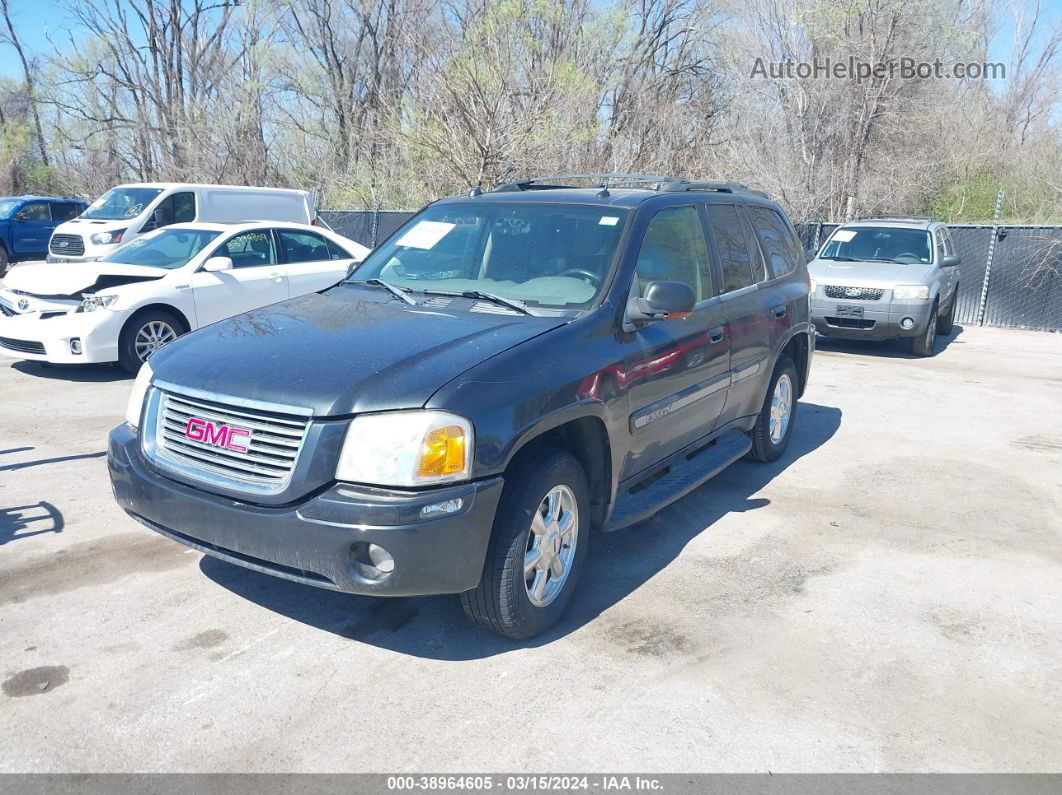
[149,284,569,417]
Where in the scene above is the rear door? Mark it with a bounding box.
[189,229,289,326]
[622,203,731,478]
[11,201,53,255]
[276,229,355,296]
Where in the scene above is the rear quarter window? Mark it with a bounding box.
[746,206,804,279]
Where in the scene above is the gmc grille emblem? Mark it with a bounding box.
[184,417,251,453]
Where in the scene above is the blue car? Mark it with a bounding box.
[0,195,89,277]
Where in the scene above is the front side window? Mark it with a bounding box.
[221,231,278,268]
[747,206,803,279]
[942,227,955,256]
[145,192,196,230]
[635,206,710,301]
[18,202,50,221]
[83,187,164,220]
[934,229,946,262]
[707,204,760,293]
[278,230,331,263]
[353,203,629,308]
[820,225,932,265]
[103,228,220,269]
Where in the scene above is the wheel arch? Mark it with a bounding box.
[120,303,191,337]
[777,329,811,398]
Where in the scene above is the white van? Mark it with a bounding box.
[47,183,316,263]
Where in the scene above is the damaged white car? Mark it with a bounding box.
[0,221,367,372]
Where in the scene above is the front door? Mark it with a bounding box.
[12,201,53,256]
[621,204,731,480]
[190,229,289,327]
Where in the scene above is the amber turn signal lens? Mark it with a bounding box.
[416,425,467,478]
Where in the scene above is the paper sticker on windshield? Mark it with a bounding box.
[396,221,455,250]
[832,229,856,242]
[599,216,619,226]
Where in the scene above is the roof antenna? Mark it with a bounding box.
[469,186,482,197]
[596,180,610,199]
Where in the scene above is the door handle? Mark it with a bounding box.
[269,272,285,283]
[708,326,725,343]
[773,305,787,318]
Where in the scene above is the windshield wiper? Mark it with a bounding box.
[421,289,533,316]
[351,278,418,306]
[820,255,856,261]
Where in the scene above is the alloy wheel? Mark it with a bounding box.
[523,484,579,607]
[134,320,178,362]
[769,373,793,444]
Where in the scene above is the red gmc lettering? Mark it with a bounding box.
[184,418,251,453]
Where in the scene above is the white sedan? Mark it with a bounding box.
[0,222,368,371]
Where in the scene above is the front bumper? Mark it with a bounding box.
[108,423,504,596]
[0,306,124,363]
[811,297,933,340]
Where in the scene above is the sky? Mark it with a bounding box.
[2,0,1061,81]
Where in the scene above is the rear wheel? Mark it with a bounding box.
[910,300,938,357]
[747,356,798,463]
[118,309,185,373]
[461,448,589,639]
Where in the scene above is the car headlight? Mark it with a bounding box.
[893,285,930,300]
[809,278,817,293]
[90,229,126,245]
[125,362,153,429]
[336,410,473,487]
[79,294,119,313]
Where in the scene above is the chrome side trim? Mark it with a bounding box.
[731,360,763,383]
[630,371,731,431]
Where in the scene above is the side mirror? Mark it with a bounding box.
[203,256,233,272]
[625,280,696,330]
[941,255,960,268]
[13,212,27,222]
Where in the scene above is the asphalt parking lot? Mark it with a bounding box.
[1,325,1060,773]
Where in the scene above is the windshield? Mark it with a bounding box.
[103,228,220,269]
[820,226,932,264]
[0,200,19,219]
[351,203,630,308]
[82,187,164,221]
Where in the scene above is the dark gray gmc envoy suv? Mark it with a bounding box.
[109,175,814,639]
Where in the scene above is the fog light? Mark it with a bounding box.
[421,497,463,517]
[351,542,394,581]
[69,338,83,355]
[900,317,915,330]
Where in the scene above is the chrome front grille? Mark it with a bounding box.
[150,388,310,493]
[824,285,884,301]
[50,234,85,256]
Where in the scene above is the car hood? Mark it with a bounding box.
[2,261,169,297]
[808,258,933,287]
[149,285,570,417]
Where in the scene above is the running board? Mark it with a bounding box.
[603,429,751,532]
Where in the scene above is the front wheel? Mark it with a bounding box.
[936,285,957,335]
[461,448,589,639]
[910,300,938,357]
[118,309,185,373]
[747,356,798,463]
[0,245,9,279]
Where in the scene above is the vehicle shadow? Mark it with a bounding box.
[200,402,841,659]
[815,324,963,359]
[0,501,64,545]
[10,361,131,382]
[0,451,106,472]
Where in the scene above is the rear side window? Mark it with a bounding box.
[326,239,353,260]
[221,230,277,268]
[635,206,711,301]
[746,206,803,279]
[278,230,331,263]
[51,202,82,221]
[706,204,760,293]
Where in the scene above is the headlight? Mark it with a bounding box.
[809,278,817,293]
[79,294,118,312]
[893,285,930,300]
[336,410,473,487]
[90,229,126,245]
[125,362,153,429]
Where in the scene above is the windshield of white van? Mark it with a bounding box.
[350,203,630,308]
[103,228,220,269]
[820,226,932,264]
[82,187,164,221]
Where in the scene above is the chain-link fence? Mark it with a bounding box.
[329,211,1062,332]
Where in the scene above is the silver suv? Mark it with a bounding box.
[807,217,960,356]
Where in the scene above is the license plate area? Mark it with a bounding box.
[835,304,864,319]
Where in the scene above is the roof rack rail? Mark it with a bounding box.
[490,174,768,198]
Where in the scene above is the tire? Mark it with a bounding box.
[910,300,938,357]
[117,309,186,373]
[746,355,798,463]
[936,285,957,335]
[0,244,9,279]
[461,448,590,639]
